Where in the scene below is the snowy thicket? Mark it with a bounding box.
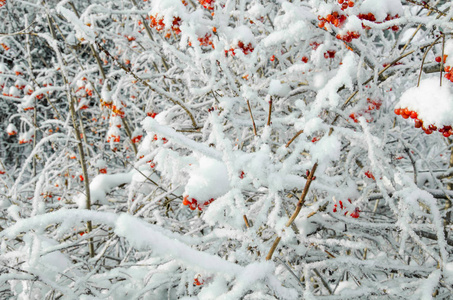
[2,0,453,298]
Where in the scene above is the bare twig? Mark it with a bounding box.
[266,163,318,261]
[267,96,272,126]
[285,130,303,148]
[246,100,258,136]
[418,35,442,87]
[243,215,251,228]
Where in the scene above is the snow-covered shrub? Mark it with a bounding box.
[1,0,453,298]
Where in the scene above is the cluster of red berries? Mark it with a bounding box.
[225,41,254,56]
[189,33,214,48]
[147,111,158,118]
[310,41,320,50]
[183,195,214,211]
[0,41,9,51]
[394,107,453,137]
[444,66,453,82]
[107,135,120,143]
[338,0,354,10]
[333,199,360,218]
[153,134,168,144]
[441,55,453,82]
[199,0,214,10]
[358,13,399,31]
[194,277,204,286]
[324,50,336,59]
[364,170,375,180]
[318,12,347,29]
[349,98,382,123]
[149,15,182,36]
[0,0,5,8]
[131,135,143,143]
[336,31,360,43]
[302,56,308,63]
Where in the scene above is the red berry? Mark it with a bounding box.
[436,56,442,63]
[414,119,423,128]
[410,111,418,119]
[351,207,360,218]
[302,56,308,63]
[394,108,401,115]
[183,195,190,205]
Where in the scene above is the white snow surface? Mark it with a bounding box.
[184,156,230,202]
[397,77,453,127]
[268,80,291,97]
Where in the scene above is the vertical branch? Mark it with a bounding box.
[44,4,95,257]
[418,35,442,87]
[266,163,318,261]
[243,215,251,228]
[267,96,272,126]
[246,100,258,136]
[440,33,445,87]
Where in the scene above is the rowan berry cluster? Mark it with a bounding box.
[349,98,382,123]
[333,199,360,218]
[0,0,5,8]
[225,41,254,56]
[6,124,17,136]
[149,15,182,37]
[364,170,375,180]
[441,55,453,82]
[318,12,347,29]
[336,31,360,43]
[394,108,453,137]
[182,195,215,211]
[358,13,400,31]
[192,33,214,48]
[199,0,214,10]
[338,0,354,10]
[324,50,336,59]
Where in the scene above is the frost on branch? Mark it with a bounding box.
[2,0,453,298]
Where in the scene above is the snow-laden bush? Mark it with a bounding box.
[1,0,453,298]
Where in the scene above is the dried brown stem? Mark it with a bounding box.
[246,100,258,136]
[265,163,318,261]
[243,215,251,228]
[418,35,442,87]
[265,236,281,261]
[286,163,318,227]
[285,130,303,148]
[267,96,272,126]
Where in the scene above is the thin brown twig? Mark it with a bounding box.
[266,163,318,261]
[246,100,258,136]
[418,35,443,87]
[441,33,445,87]
[243,215,251,228]
[286,163,318,226]
[267,96,272,126]
[285,130,303,148]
